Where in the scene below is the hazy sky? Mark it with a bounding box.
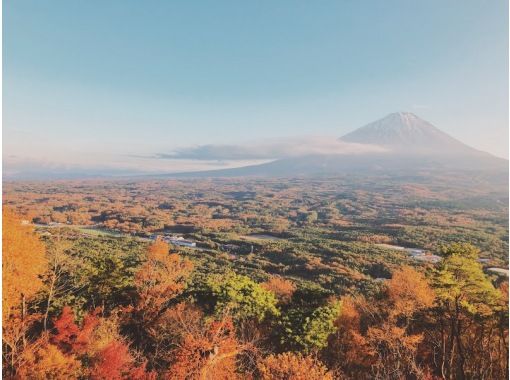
[4,0,508,176]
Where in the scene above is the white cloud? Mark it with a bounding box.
[3,136,387,179]
[157,136,386,161]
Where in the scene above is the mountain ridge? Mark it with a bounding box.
[158,112,506,178]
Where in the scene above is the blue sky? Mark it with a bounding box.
[4,0,508,176]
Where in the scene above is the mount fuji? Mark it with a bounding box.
[341,112,485,156]
[165,113,508,178]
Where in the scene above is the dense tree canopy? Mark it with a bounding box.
[205,272,279,322]
[2,204,508,379]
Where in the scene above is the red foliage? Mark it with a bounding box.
[52,307,80,353]
[76,312,101,350]
[52,306,100,354]
[91,340,132,380]
[90,340,155,380]
[129,361,157,380]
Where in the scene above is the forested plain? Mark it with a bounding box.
[3,174,508,379]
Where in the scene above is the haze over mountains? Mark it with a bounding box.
[169,112,508,178]
[4,113,507,180]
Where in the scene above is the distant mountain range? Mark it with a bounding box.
[7,113,505,181]
[167,112,508,178]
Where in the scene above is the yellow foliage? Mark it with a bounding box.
[86,315,123,357]
[257,352,333,380]
[19,339,82,380]
[3,209,48,321]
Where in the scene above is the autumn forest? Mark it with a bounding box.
[2,175,508,379]
[4,0,509,377]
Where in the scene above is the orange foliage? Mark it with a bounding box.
[167,308,243,380]
[327,297,373,375]
[3,209,48,376]
[262,277,296,303]
[387,266,435,318]
[134,241,193,322]
[146,239,170,259]
[257,352,333,380]
[366,324,425,378]
[3,208,47,319]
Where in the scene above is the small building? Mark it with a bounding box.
[170,239,196,248]
[150,234,196,247]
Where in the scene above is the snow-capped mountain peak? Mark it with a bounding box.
[340,112,475,155]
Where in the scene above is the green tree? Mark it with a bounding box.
[432,243,501,379]
[298,301,341,352]
[205,272,279,322]
[277,301,341,353]
[53,237,145,312]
